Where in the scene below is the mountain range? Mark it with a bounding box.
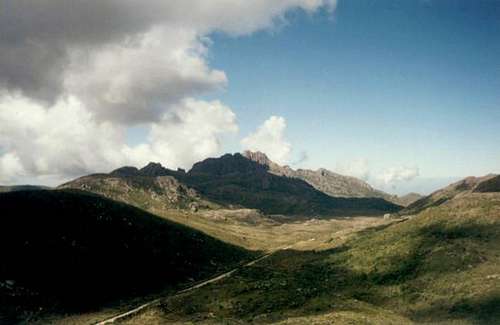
[242,151,421,206]
[60,151,403,217]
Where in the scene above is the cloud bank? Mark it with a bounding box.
[0,0,336,184]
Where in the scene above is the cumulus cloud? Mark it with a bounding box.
[65,27,227,124]
[124,98,238,169]
[241,116,292,165]
[0,95,237,184]
[0,0,336,184]
[0,0,337,112]
[378,166,420,185]
[0,95,127,182]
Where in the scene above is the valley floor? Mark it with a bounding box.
[26,193,500,324]
[42,214,394,325]
[118,194,500,324]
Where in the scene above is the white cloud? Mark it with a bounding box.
[65,27,227,124]
[335,159,371,181]
[0,0,337,120]
[0,1,336,184]
[0,95,237,184]
[0,153,26,183]
[0,95,126,183]
[378,166,420,185]
[241,116,292,165]
[124,98,238,169]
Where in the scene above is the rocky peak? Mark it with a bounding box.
[243,151,399,202]
[243,151,273,167]
[110,166,139,177]
[242,151,294,176]
[139,162,173,177]
[189,153,269,176]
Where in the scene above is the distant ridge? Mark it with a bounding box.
[243,151,421,206]
[402,174,499,215]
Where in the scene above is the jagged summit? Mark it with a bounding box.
[139,162,174,177]
[242,150,406,204]
[190,153,269,176]
[242,150,273,167]
[61,153,402,215]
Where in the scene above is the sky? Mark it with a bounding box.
[0,0,499,195]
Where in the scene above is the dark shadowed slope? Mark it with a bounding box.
[0,190,255,324]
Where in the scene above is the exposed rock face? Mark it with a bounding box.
[292,168,385,198]
[242,151,411,205]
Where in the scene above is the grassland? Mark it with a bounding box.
[123,193,500,324]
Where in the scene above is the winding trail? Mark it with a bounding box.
[94,240,313,324]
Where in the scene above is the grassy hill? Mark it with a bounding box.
[130,192,500,324]
[474,175,500,193]
[402,174,498,215]
[0,190,255,324]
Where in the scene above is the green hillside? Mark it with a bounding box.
[133,192,500,324]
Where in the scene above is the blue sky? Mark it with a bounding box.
[1,0,499,195]
[203,0,500,193]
